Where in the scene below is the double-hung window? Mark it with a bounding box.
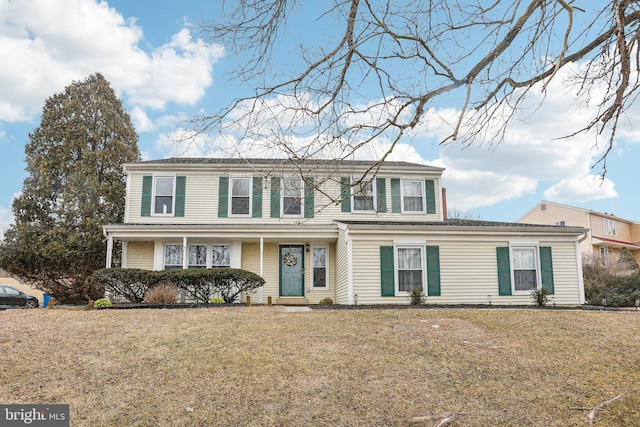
[397,247,423,293]
[599,246,609,265]
[603,218,617,236]
[402,180,424,212]
[230,178,251,215]
[353,180,375,211]
[512,247,538,292]
[282,178,303,216]
[154,176,175,215]
[312,247,328,288]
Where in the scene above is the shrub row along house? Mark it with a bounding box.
[102,158,586,305]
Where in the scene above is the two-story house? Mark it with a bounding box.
[103,158,586,305]
[518,201,640,266]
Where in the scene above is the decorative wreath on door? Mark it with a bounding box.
[282,252,298,267]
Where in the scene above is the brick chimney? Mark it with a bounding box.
[442,187,447,220]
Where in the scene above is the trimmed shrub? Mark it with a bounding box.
[409,288,425,305]
[318,297,333,306]
[145,283,178,305]
[531,288,549,307]
[208,297,225,304]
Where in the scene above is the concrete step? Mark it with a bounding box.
[276,297,309,306]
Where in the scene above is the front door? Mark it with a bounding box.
[279,245,304,296]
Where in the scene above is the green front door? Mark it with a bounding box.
[279,245,304,296]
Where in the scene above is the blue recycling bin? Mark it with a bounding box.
[43,294,51,308]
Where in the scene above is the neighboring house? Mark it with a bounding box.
[103,159,586,305]
[518,201,640,266]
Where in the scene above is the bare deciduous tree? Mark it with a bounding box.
[194,0,639,179]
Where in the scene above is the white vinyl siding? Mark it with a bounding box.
[126,171,441,224]
[125,242,154,270]
[348,238,582,306]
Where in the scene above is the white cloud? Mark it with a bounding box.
[130,106,153,132]
[543,175,617,202]
[0,0,223,122]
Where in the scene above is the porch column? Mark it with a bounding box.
[105,236,113,268]
[182,236,188,269]
[259,237,264,304]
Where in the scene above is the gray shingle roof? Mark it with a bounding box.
[131,157,441,170]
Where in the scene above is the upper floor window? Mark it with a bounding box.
[603,218,617,236]
[512,247,538,292]
[353,180,375,211]
[402,180,424,212]
[282,178,304,216]
[154,176,174,215]
[231,178,251,216]
[554,220,566,227]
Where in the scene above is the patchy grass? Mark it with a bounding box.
[1,307,639,426]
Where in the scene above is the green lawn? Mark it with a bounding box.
[1,307,639,426]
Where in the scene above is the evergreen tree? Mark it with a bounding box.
[0,73,140,303]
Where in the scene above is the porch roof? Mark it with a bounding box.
[102,223,340,241]
[335,219,587,237]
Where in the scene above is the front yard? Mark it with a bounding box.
[1,307,639,426]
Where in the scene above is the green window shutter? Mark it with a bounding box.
[340,177,351,212]
[270,177,281,218]
[496,247,512,296]
[252,176,263,218]
[141,175,152,217]
[380,246,395,297]
[218,176,229,218]
[304,177,315,218]
[426,246,441,296]
[174,176,186,217]
[391,178,401,213]
[376,178,387,213]
[425,179,436,214]
[539,246,555,295]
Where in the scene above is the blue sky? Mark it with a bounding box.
[0,0,637,234]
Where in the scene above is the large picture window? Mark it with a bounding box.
[402,180,424,212]
[353,180,375,211]
[154,176,174,215]
[312,247,328,288]
[397,247,423,293]
[165,244,231,270]
[282,178,303,216]
[512,247,537,291]
[231,178,251,215]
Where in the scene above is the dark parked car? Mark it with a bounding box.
[0,285,39,309]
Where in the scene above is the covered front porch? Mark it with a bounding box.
[102,223,339,304]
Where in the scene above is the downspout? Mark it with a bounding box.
[346,229,354,305]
